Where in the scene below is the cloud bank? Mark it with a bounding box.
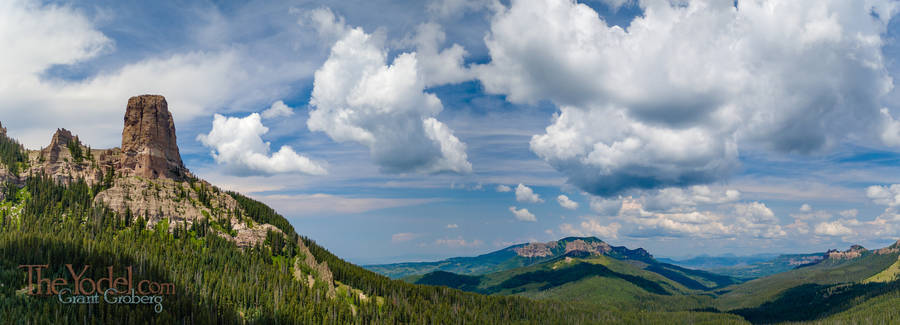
[476,0,899,196]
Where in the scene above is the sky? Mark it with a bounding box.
[6,0,900,264]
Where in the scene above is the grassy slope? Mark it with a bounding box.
[715,252,900,311]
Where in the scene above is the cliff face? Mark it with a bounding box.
[12,95,280,248]
[119,95,189,180]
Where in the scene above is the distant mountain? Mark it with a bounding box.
[364,237,655,279]
[657,254,778,270]
[404,251,743,313]
[401,240,900,323]
[661,252,825,280]
[715,242,900,323]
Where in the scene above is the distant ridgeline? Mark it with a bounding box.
[0,95,627,324]
[372,235,900,324]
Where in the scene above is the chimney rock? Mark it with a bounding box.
[119,95,188,180]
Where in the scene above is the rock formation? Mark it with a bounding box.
[514,241,558,258]
[119,95,188,180]
[565,239,613,255]
[0,94,285,248]
[825,245,868,260]
[41,128,77,163]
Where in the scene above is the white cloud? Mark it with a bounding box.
[306,11,472,174]
[590,196,622,215]
[867,184,900,206]
[435,237,483,247]
[642,186,740,212]
[732,202,786,238]
[800,203,813,212]
[815,221,854,236]
[556,195,579,210]
[197,113,327,176]
[509,206,537,222]
[609,198,785,239]
[446,223,458,229]
[515,183,543,203]
[261,100,294,119]
[392,232,420,243]
[560,219,620,239]
[403,22,472,86]
[0,1,317,149]
[840,209,859,218]
[496,184,512,192]
[476,0,899,196]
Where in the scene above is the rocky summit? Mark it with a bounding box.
[119,95,189,180]
[0,95,280,248]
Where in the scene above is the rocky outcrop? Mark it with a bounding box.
[41,128,77,163]
[119,95,188,180]
[6,94,288,248]
[514,241,558,258]
[295,240,336,299]
[25,129,114,185]
[875,240,900,255]
[825,245,868,260]
[565,239,612,255]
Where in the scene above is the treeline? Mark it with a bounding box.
[0,172,628,323]
[0,131,25,175]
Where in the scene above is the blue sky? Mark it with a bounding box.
[6,0,900,264]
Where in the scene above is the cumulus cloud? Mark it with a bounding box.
[800,204,813,212]
[515,184,543,203]
[197,113,327,176]
[560,219,620,239]
[590,196,623,215]
[606,198,785,239]
[0,0,315,149]
[446,223,458,229]
[496,184,512,192]
[306,10,472,174]
[476,0,899,196]
[815,221,854,237]
[392,232,420,243]
[509,206,537,222]
[867,184,900,206]
[261,100,294,119]
[402,22,472,86]
[641,186,740,212]
[556,195,579,210]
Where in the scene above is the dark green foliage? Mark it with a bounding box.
[646,263,739,290]
[0,176,631,323]
[66,137,83,162]
[0,132,26,175]
[733,280,900,324]
[416,271,482,291]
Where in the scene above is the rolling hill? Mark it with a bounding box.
[365,236,658,279]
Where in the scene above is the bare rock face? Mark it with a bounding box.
[565,239,612,255]
[119,95,188,180]
[514,241,558,258]
[41,128,76,163]
[826,245,868,260]
[27,128,111,185]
